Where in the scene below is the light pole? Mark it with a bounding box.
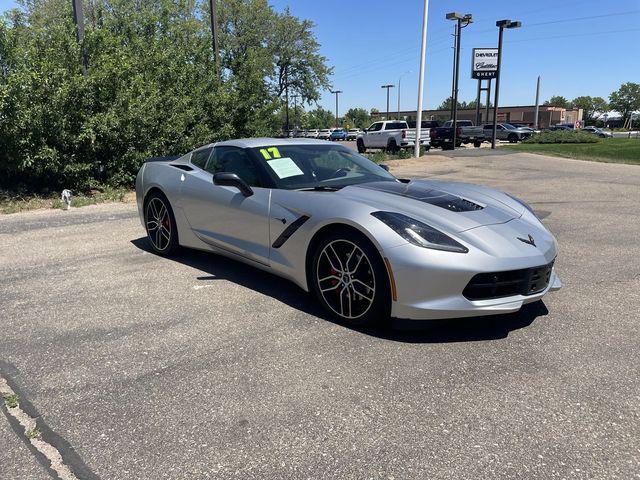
[414,0,430,158]
[330,90,342,128]
[381,84,395,121]
[397,71,411,119]
[491,19,521,149]
[446,12,472,150]
[209,0,220,81]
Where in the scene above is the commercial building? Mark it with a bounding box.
[373,105,583,128]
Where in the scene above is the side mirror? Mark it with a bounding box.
[379,164,390,171]
[213,172,253,197]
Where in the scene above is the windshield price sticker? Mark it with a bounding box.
[267,157,304,179]
[260,147,282,160]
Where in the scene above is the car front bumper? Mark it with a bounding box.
[383,241,561,320]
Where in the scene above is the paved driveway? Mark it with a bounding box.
[1,152,639,479]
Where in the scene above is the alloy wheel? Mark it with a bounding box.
[146,197,172,251]
[316,239,376,319]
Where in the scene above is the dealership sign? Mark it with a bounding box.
[472,48,498,79]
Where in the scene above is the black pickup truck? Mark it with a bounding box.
[429,120,485,150]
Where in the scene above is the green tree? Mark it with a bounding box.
[269,7,332,106]
[343,107,371,128]
[571,96,609,123]
[306,107,334,129]
[608,82,640,125]
[544,96,571,108]
[437,97,470,111]
[0,0,332,192]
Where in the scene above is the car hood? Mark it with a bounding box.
[338,179,525,233]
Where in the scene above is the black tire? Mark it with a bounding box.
[508,133,519,143]
[474,140,482,148]
[357,139,366,153]
[310,228,391,327]
[386,139,399,154]
[144,191,179,256]
[442,143,454,151]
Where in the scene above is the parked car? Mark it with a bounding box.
[356,120,430,153]
[294,129,307,138]
[347,128,362,140]
[330,128,348,141]
[407,120,440,130]
[430,120,484,150]
[483,123,532,143]
[306,129,319,138]
[547,125,574,132]
[318,129,333,140]
[581,126,612,138]
[137,138,561,325]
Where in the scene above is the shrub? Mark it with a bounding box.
[524,131,600,144]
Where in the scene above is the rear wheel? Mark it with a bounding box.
[357,139,366,153]
[144,192,179,256]
[508,133,519,143]
[386,139,399,154]
[311,229,390,327]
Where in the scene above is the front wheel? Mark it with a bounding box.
[311,230,390,327]
[508,133,519,143]
[144,192,179,256]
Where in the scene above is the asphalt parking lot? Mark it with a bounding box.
[1,151,639,479]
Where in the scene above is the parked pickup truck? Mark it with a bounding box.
[356,120,430,153]
[430,120,485,150]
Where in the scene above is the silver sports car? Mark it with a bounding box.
[136,138,561,325]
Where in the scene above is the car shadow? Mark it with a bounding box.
[131,237,549,344]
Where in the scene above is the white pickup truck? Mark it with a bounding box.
[356,120,430,153]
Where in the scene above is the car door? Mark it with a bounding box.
[365,122,384,147]
[179,146,271,266]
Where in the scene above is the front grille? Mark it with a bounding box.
[463,261,554,301]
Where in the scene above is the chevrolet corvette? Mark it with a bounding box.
[136,138,561,325]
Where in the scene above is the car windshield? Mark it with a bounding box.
[502,123,517,130]
[249,144,396,190]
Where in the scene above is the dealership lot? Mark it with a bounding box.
[1,151,639,479]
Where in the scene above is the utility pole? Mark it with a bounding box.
[446,12,473,150]
[285,76,290,135]
[71,0,87,72]
[330,90,342,128]
[449,24,457,120]
[534,75,541,130]
[209,0,220,80]
[381,84,395,121]
[414,0,429,158]
[491,19,521,149]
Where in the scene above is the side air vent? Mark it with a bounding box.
[170,164,194,172]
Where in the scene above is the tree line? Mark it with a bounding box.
[544,83,640,125]
[0,0,331,192]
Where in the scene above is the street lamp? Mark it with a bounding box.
[397,71,411,119]
[381,84,395,121]
[491,19,521,149]
[330,90,342,128]
[446,12,472,150]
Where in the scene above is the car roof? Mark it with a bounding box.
[200,137,335,149]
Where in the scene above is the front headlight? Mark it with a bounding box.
[371,211,468,253]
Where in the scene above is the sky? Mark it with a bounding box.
[1,0,639,114]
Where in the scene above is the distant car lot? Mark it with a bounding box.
[1,150,639,479]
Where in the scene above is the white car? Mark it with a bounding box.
[347,128,362,141]
[318,129,332,140]
[306,129,319,138]
[357,121,430,153]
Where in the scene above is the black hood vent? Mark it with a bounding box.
[357,181,484,212]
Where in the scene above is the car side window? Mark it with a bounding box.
[206,146,262,187]
[368,123,382,132]
[190,147,213,169]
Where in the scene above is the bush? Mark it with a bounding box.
[524,131,600,144]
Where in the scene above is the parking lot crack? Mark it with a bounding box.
[0,369,99,480]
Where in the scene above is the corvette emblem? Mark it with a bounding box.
[517,234,536,247]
